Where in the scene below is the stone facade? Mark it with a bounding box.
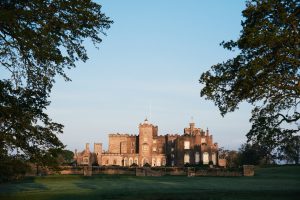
[74,119,219,167]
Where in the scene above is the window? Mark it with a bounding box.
[142,158,148,165]
[124,158,128,166]
[201,138,206,144]
[143,137,148,142]
[153,147,157,152]
[195,152,200,164]
[83,157,89,164]
[129,158,133,166]
[203,152,209,164]
[152,158,156,166]
[156,158,161,166]
[131,149,135,154]
[131,142,135,147]
[171,154,175,158]
[184,153,190,164]
[184,141,190,149]
[142,145,148,152]
[212,153,216,165]
[171,147,174,152]
[153,140,156,144]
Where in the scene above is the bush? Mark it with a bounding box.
[184,163,191,167]
[130,163,138,167]
[0,157,30,182]
[143,163,151,167]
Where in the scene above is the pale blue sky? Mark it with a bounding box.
[4,1,253,151]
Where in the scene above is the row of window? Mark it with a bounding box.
[184,139,207,149]
[183,152,217,165]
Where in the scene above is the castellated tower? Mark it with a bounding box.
[94,143,102,165]
[138,118,157,165]
[85,143,90,153]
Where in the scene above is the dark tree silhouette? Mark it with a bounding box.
[200,0,300,161]
[0,0,112,180]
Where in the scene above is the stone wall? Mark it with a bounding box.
[243,165,255,176]
[58,166,246,177]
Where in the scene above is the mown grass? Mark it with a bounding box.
[0,166,299,200]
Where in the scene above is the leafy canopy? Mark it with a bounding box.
[199,0,300,160]
[0,0,112,178]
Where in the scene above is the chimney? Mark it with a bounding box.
[85,143,90,153]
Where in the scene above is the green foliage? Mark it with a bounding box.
[238,143,272,165]
[0,0,113,90]
[130,163,138,167]
[199,0,300,161]
[143,163,151,167]
[0,80,64,168]
[0,0,112,179]
[57,149,75,165]
[219,148,240,168]
[0,154,30,182]
[184,163,191,167]
[280,135,300,164]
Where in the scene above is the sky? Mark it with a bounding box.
[41,1,252,151]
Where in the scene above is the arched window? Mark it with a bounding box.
[162,158,166,166]
[184,153,190,164]
[142,144,149,152]
[124,157,128,166]
[152,158,156,166]
[156,158,161,166]
[134,158,138,165]
[203,152,209,164]
[212,153,216,165]
[195,152,200,164]
[142,158,148,166]
[184,141,190,149]
[129,157,133,166]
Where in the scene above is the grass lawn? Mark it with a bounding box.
[0,166,299,200]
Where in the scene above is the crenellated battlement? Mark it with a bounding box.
[109,133,129,137]
[76,120,221,167]
[166,134,180,137]
[129,134,137,137]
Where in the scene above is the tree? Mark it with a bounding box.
[280,135,300,164]
[219,148,240,168]
[57,149,74,165]
[199,0,300,160]
[0,0,112,179]
[238,143,273,165]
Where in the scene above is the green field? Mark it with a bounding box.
[0,166,299,200]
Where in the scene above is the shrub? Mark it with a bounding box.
[143,163,151,167]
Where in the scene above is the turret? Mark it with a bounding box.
[85,143,90,153]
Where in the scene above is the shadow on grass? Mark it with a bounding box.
[0,177,48,194]
[5,190,298,200]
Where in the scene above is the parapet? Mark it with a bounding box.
[108,133,130,137]
[129,134,138,137]
[166,133,180,137]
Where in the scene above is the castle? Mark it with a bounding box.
[74,119,219,167]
